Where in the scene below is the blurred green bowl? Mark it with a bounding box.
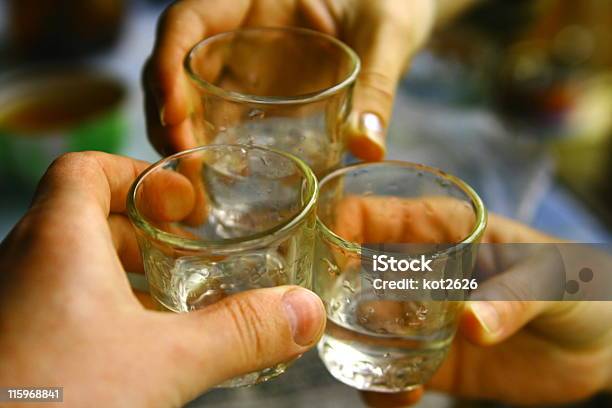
[0,67,127,184]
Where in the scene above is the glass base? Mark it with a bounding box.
[317,335,448,393]
[215,362,291,388]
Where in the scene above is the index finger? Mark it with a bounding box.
[32,151,150,217]
[151,0,253,126]
[34,151,196,222]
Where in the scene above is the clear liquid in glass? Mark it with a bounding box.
[317,272,460,392]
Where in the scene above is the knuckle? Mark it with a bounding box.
[496,300,533,323]
[159,2,199,32]
[159,2,182,24]
[499,280,532,302]
[223,296,269,366]
[44,152,108,198]
[35,151,109,213]
[49,151,103,178]
[359,70,396,96]
[356,70,396,115]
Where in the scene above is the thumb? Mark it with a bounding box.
[168,286,325,395]
[344,1,435,161]
[462,300,550,346]
[463,245,566,344]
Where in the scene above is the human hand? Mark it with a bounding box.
[329,196,612,406]
[0,151,325,407]
[144,0,439,160]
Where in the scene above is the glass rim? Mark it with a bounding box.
[316,161,488,256]
[127,144,318,252]
[185,26,361,105]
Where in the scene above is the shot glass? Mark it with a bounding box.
[314,162,487,392]
[185,27,360,177]
[127,144,318,387]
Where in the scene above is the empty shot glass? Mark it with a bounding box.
[314,162,487,392]
[127,144,318,387]
[185,27,360,177]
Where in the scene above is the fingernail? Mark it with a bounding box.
[360,112,384,141]
[347,112,386,161]
[471,302,502,334]
[282,288,325,346]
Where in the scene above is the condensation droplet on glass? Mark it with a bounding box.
[248,109,265,120]
[416,304,428,320]
[323,258,339,276]
[437,178,451,188]
[342,280,356,293]
[202,289,218,299]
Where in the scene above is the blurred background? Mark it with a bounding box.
[0,0,610,407]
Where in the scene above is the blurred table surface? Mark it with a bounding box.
[0,2,610,408]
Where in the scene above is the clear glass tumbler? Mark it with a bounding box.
[185,27,360,177]
[314,162,487,392]
[127,144,318,387]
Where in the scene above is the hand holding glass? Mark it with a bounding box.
[314,162,486,392]
[128,144,318,387]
